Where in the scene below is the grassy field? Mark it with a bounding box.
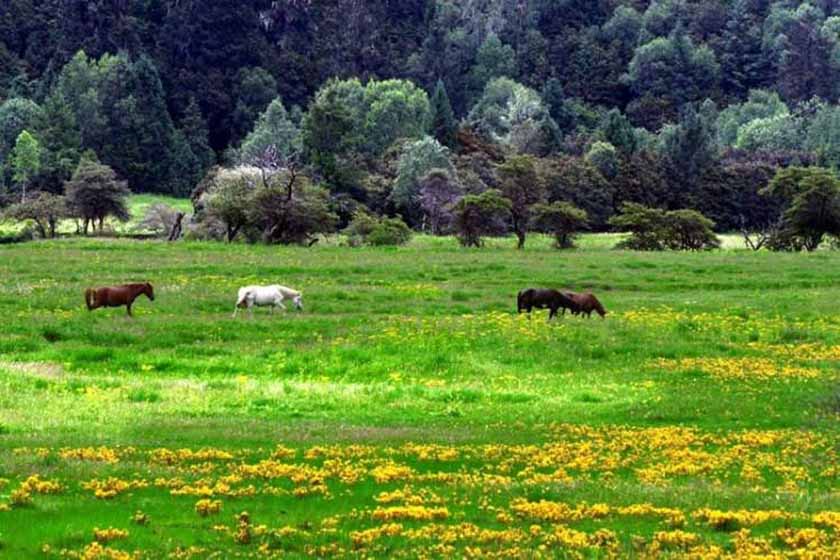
[0,237,838,558]
[0,194,192,237]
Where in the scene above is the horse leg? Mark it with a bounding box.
[126,303,133,318]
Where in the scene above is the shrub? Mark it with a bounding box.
[610,202,720,251]
[344,212,412,246]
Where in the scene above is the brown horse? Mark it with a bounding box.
[517,288,578,320]
[565,291,607,318]
[85,283,155,317]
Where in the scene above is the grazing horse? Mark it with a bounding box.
[517,288,578,320]
[85,283,155,317]
[233,285,303,318]
[566,291,607,318]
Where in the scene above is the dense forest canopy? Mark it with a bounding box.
[2,0,840,242]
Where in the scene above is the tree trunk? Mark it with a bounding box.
[83,219,90,236]
[168,212,185,241]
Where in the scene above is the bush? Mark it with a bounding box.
[610,202,720,251]
[344,212,412,246]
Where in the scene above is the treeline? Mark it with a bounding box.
[2,1,840,248]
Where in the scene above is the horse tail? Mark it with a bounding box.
[84,288,95,310]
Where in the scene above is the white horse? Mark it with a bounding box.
[233,285,303,318]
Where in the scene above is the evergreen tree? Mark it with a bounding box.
[430,79,457,148]
[180,98,216,180]
[238,98,300,166]
[468,33,518,104]
[720,0,773,99]
[37,92,82,193]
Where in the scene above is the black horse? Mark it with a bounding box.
[517,288,578,320]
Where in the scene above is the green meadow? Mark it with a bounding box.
[0,237,838,558]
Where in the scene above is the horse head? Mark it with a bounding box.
[294,294,304,311]
[144,283,155,301]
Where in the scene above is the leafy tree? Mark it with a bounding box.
[763,167,840,251]
[392,136,454,223]
[498,155,545,249]
[363,79,431,156]
[11,130,41,202]
[602,5,643,48]
[248,170,337,245]
[453,189,511,248]
[586,142,619,180]
[237,98,301,165]
[430,79,457,148]
[366,217,413,246]
[625,26,720,108]
[716,90,789,147]
[540,157,614,230]
[805,104,840,167]
[418,169,462,235]
[0,98,43,182]
[468,78,558,155]
[530,201,588,249]
[641,0,687,40]
[599,109,639,156]
[64,158,130,235]
[3,191,67,238]
[468,33,518,102]
[204,168,257,242]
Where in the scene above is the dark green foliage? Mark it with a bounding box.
[498,155,545,249]
[64,157,130,234]
[540,156,613,230]
[530,201,588,249]
[430,80,457,148]
[610,203,720,251]
[453,190,511,248]
[764,167,840,251]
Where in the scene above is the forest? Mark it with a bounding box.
[1,0,840,247]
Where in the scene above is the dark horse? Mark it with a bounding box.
[85,283,155,317]
[565,291,607,318]
[517,288,578,320]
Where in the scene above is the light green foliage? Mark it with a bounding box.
[467,77,557,154]
[10,130,41,197]
[392,136,453,212]
[736,114,803,152]
[469,33,518,101]
[2,191,66,238]
[363,79,431,156]
[304,77,430,166]
[717,90,789,147]
[0,97,42,165]
[805,104,840,167]
[237,98,301,165]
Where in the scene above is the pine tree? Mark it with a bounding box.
[720,0,772,99]
[37,92,82,192]
[430,80,457,148]
[180,98,215,177]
